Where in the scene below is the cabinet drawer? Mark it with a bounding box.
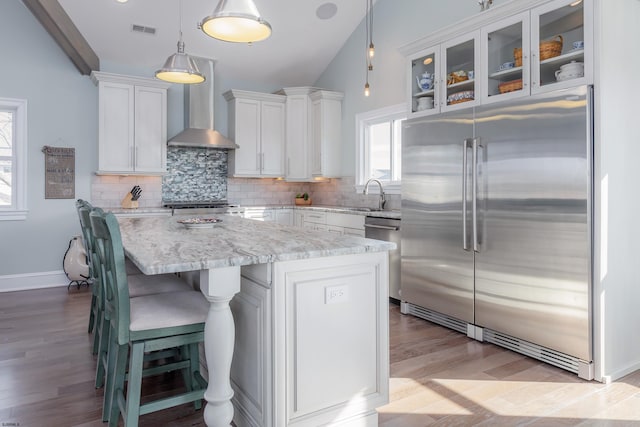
[303,211,327,224]
[327,212,364,229]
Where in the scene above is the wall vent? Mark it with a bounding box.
[131,24,156,35]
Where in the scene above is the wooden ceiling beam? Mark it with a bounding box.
[22,0,99,75]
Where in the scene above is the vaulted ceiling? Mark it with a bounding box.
[52,0,371,87]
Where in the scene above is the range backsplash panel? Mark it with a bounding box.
[162,147,227,202]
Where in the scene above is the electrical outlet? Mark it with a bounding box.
[325,285,349,304]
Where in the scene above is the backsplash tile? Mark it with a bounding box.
[91,175,163,208]
[91,154,400,210]
[162,147,227,202]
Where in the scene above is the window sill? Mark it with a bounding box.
[354,183,400,195]
[0,209,28,221]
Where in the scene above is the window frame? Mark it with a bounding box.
[355,103,406,195]
[0,98,28,221]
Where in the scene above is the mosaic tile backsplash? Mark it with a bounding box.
[162,147,227,202]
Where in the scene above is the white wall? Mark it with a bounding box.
[593,0,640,382]
[314,0,509,176]
[0,2,96,283]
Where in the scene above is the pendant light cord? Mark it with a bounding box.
[179,0,183,43]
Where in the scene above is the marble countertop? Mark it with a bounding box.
[118,214,396,275]
[107,205,401,219]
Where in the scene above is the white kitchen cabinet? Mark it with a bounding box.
[404,0,593,116]
[243,207,275,222]
[275,209,292,226]
[224,90,286,178]
[327,212,365,237]
[280,87,312,181]
[406,31,479,116]
[230,252,389,426]
[295,209,366,236]
[91,72,170,175]
[309,90,343,178]
[302,211,328,231]
[482,0,592,103]
[279,87,344,181]
[244,208,293,226]
[481,12,531,103]
[530,0,592,94]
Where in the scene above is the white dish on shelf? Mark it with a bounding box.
[177,217,222,229]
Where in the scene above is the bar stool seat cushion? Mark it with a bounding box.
[129,290,209,332]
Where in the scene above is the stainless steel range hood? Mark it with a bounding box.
[167,57,238,149]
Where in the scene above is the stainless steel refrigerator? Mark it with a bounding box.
[401,85,593,378]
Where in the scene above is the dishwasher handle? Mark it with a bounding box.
[364,223,399,231]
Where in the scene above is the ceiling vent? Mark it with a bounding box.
[131,24,157,35]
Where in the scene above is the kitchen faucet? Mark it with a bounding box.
[363,178,386,210]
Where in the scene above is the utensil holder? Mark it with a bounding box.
[121,193,139,209]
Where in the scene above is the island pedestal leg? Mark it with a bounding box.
[199,266,241,427]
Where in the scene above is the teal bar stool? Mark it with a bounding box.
[83,207,193,391]
[90,210,208,427]
[76,200,100,351]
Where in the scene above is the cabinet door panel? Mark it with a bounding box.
[134,86,166,173]
[481,12,530,104]
[260,101,285,176]
[99,82,134,172]
[233,99,261,176]
[285,95,310,181]
[530,0,591,94]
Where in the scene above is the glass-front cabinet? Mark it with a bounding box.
[409,47,439,116]
[405,0,592,117]
[481,12,530,103]
[441,31,480,112]
[407,31,479,117]
[531,0,591,93]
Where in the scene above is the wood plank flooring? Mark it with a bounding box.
[1,287,639,426]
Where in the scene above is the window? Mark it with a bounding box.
[355,103,406,194]
[0,98,27,220]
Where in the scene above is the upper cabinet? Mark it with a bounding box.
[405,0,592,116]
[409,30,480,115]
[530,0,591,93]
[280,87,313,181]
[91,72,170,175]
[277,87,344,181]
[309,90,343,178]
[224,90,286,178]
[482,12,531,103]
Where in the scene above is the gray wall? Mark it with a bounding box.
[314,0,508,176]
[0,1,97,276]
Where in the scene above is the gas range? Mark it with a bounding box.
[163,201,244,216]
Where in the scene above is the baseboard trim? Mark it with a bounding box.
[0,270,70,292]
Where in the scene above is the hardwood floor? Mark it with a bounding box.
[1,287,639,426]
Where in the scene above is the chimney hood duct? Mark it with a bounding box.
[167,57,238,149]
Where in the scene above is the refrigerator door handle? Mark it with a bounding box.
[472,137,480,253]
[463,138,472,251]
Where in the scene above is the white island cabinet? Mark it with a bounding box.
[91,72,170,175]
[117,214,393,426]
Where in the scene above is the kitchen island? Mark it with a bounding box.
[117,214,394,427]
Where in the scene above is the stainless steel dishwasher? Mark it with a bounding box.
[364,216,401,302]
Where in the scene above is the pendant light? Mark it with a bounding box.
[364,0,373,96]
[156,0,205,84]
[200,0,272,43]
